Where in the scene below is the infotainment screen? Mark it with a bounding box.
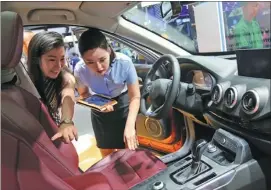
[236,48,271,79]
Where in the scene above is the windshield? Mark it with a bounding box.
[123,1,271,54]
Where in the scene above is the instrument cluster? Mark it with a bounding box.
[185,70,215,91]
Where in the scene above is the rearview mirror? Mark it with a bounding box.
[161,1,182,20]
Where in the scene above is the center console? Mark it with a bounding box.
[131,129,266,190]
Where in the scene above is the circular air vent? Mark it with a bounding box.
[241,90,260,115]
[211,84,223,104]
[224,87,238,108]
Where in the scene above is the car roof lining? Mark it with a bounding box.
[1,1,139,33]
[2,1,190,57]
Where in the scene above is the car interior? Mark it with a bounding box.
[1,1,271,190]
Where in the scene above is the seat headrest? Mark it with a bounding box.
[1,68,16,84]
[1,11,23,69]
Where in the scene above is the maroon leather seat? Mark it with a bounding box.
[1,11,166,190]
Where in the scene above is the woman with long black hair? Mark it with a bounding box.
[28,31,78,143]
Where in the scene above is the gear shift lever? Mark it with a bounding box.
[173,139,209,184]
[191,139,208,173]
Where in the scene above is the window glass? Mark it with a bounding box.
[107,37,151,64]
[123,1,271,53]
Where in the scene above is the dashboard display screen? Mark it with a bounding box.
[236,49,271,79]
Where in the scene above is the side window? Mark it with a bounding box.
[107,37,152,65]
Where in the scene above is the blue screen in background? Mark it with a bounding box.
[84,95,111,106]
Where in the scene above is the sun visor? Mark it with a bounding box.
[28,9,76,22]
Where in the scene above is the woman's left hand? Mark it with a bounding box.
[124,125,139,150]
[51,124,78,144]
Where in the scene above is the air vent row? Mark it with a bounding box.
[211,84,265,115]
[210,84,268,117]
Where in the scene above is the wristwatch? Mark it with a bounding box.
[60,118,74,126]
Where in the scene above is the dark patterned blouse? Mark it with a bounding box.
[43,77,61,125]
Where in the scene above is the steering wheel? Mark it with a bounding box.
[140,54,181,119]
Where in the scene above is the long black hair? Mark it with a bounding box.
[27,31,65,106]
[78,28,116,64]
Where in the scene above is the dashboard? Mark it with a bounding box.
[174,55,271,155]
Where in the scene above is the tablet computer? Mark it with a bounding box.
[77,94,118,112]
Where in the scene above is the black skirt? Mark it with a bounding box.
[91,91,129,149]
